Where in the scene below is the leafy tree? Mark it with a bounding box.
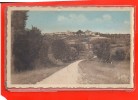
[26,27,42,68]
[11,11,28,33]
[38,35,50,64]
[92,39,111,62]
[12,11,28,72]
[73,43,84,56]
[76,30,84,36]
[51,39,71,62]
[112,48,126,61]
[13,32,30,71]
[12,11,42,72]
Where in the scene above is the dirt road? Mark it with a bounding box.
[36,60,83,84]
[36,59,130,85]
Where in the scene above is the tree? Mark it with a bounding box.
[51,39,71,62]
[76,30,85,36]
[13,32,30,71]
[11,11,28,33]
[38,35,50,64]
[12,11,42,72]
[26,27,42,68]
[12,11,28,72]
[112,48,126,61]
[92,38,111,62]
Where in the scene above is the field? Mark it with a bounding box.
[78,60,130,84]
[11,65,66,84]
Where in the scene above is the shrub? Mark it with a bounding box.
[38,36,49,64]
[13,33,30,71]
[13,27,42,72]
[51,39,71,62]
[92,38,111,62]
[72,43,85,56]
[69,47,78,60]
[112,48,126,61]
[125,48,130,60]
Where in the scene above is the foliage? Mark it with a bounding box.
[51,39,71,62]
[13,32,30,71]
[72,43,85,56]
[26,27,42,66]
[12,11,42,72]
[112,48,126,61]
[69,47,78,60]
[76,30,85,36]
[126,50,130,60]
[13,27,42,72]
[38,36,50,64]
[92,38,111,62]
[11,11,28,32]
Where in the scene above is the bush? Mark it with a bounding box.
[72,43,85,56]
[38,37,49,64]
[13,33,30,71]
[51,39,71,62]
[69,47,78,60]
[112,48,126,61]
[13,27,42,72]
[125,48,130,60]
[92,38,111,62]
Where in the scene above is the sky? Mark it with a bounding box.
[26,11,131,34]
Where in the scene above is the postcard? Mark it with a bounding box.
[6,6,134,89]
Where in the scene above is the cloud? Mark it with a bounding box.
[102,14,112,20]
[57,14,112,24]
[93,14,112,23]
[57,14,87,22]
[57,15,67,21]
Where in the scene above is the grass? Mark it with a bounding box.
[11,64,67,84]
[78,60,130,84]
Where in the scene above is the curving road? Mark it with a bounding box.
[36,60,83,84]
